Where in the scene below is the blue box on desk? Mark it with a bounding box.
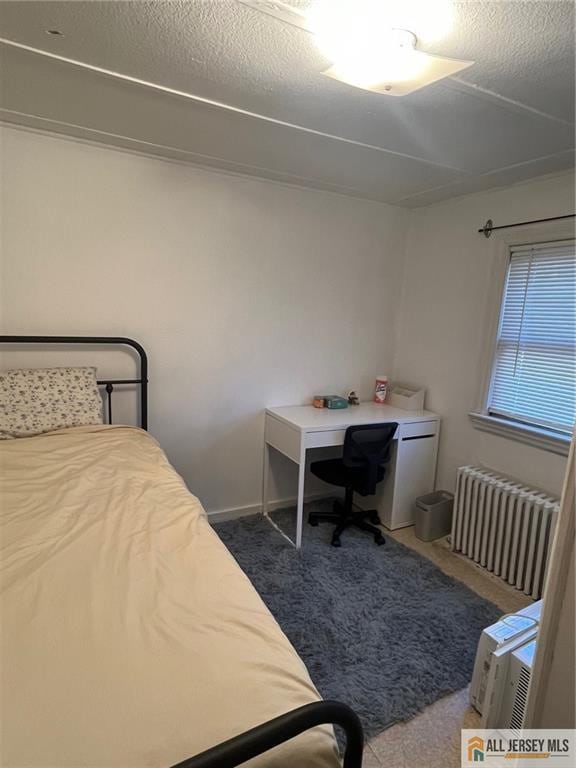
[324,396,348,409]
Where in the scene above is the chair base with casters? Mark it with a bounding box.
[307,422,398,548]
[308,489,385,548]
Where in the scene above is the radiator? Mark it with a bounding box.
[451,466,560,599]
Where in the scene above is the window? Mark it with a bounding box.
[486,239,575,439]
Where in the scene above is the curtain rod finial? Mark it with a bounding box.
[482,219,493,238]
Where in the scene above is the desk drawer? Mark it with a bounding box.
[305,429,346,450]
[400,420,438,439]
[305,421,406,450]
[266,416,302,463]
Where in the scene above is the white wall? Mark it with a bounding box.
[393,172,575,496]
[536,543,575,728]
[2,126,573,509]
[528,441,575,730]
[0,126,409,514]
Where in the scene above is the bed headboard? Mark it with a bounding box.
[0,336,148,430]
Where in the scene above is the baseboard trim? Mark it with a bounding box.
[206,493,331,523]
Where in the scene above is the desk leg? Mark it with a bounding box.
[262,442,271,518]
[295,449,306,549]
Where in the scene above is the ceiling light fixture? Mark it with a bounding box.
[307,0,473,96]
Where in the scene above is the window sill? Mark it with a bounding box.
[469,412,571,457]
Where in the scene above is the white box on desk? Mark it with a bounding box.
[386,383,425,411]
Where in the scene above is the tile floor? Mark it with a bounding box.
[362,527,531,767]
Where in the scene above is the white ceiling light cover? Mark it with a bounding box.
[308,0,473,95]
[323,49,474,96]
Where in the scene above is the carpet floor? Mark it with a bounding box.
[213,501,501,740]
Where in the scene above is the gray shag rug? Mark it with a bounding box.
[214,501,501,740]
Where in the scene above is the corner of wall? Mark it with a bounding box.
[389,207,418,381]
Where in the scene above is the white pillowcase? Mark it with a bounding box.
[0,367,103,439]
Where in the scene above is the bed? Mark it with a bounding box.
[0,336,363,768]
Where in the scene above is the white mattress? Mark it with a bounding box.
[0,425,340,767]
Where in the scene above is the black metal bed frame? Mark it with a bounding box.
[0,334,364,768]
[171,700,364,768]
[0,335,148,430]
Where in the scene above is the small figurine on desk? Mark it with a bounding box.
[347,390,360,406]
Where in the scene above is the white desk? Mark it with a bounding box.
[263,403,440,548]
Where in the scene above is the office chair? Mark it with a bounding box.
[308,423,398,548]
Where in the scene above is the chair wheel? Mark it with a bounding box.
[368,512,381,525]
[331,536,342,548]
[308,517,319,527]
[375,535,386,546]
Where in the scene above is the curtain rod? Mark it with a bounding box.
[478,214,575,238]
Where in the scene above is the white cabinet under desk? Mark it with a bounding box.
[263,403,440,548]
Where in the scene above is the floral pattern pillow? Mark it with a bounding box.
[0,367,103,439]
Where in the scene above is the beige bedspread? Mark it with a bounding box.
[0,425,340,768]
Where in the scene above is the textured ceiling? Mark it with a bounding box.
[0,0,574,206]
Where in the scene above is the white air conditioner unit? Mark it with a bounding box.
[501,639,537,728]
[470,600,541,714]
[481,634,537,729]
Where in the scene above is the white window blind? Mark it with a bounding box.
[488,239,576,436]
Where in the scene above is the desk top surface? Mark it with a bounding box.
[266,402,439,432]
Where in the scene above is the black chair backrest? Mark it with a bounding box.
[342,423,398,495]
